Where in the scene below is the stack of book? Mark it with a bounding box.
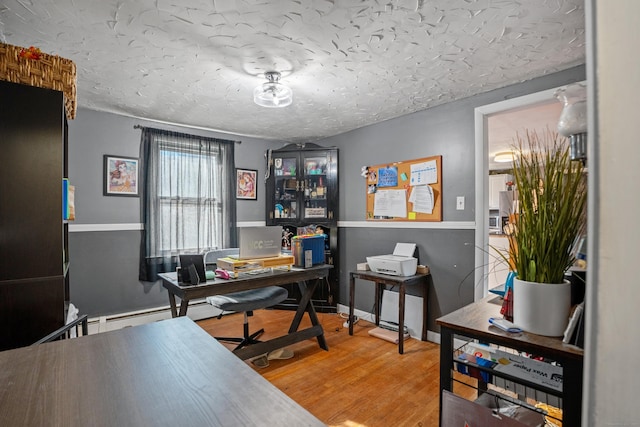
[63,178,75,220]
[563,301,585,347]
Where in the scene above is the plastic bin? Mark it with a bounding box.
[292,234,325,267]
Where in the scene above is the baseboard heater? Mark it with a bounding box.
[86,299,222,334]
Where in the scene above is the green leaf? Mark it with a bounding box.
[508,130,587,284]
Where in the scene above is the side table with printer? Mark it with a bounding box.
[348,270,429,354]
[348,243,429,354]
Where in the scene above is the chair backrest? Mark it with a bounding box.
[203,248,240,267]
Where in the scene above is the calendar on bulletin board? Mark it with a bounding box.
[365,155,442,222]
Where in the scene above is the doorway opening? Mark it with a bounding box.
[473,84,582,300]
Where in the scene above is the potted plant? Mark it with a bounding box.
[504,129,587,336]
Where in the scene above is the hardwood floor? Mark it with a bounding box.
[197,309,476,426]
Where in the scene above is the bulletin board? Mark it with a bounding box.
[365,155,442,222]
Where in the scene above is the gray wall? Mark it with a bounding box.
[68,108,280,225]
[67,65,585,325]
[320,65,585,333]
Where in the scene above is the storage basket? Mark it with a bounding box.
[0,43,77,119]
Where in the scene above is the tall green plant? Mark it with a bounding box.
[507,130,587,284]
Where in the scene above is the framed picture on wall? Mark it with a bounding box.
[236,168,257,200]
[104,155,139,197]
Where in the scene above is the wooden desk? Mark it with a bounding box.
[159,264,331,361]
[348,270,429,354]
[437,296,584,426]
[0,317,324,427]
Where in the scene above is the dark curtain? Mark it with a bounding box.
[138,127,237,281]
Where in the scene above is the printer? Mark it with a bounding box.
[366,243,418,276]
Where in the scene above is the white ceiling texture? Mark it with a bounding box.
[0,0,585,143]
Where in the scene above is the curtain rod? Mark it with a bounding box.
[133,124,241,144]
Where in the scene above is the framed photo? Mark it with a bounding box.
[104,155,139,197]
[236,168,257,200]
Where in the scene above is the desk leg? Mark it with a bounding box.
[439,326,454,427]
[422,280,428,342]
[398,284,406,354]
[349,274,355,336]
[290,280,328,351]
[168,292,178,318]
[374,282,382,326]
[563,358,583,426]
[234,278,328,360]
[289,280,314,331]
[178,298,189,317]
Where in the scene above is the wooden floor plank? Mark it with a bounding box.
[197,309,477,426]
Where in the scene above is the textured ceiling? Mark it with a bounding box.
[0,0,585,142]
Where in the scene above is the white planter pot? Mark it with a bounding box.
[513,278,572,337]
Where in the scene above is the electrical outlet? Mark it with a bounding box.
[456,196,465,210]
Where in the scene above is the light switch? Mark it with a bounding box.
[456,196,465,210]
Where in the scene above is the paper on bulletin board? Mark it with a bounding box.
[410,160,437,185]
[373,189,407,218]
[409,185,434,214]
[377,166,398,188]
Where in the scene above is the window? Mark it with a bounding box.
[139,127,236,281]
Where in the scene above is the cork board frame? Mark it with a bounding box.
[365,155,442,222]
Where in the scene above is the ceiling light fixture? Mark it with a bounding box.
[494,151,515,163]
[253,71,292,108]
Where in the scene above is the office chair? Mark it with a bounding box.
[203,249,288,351]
